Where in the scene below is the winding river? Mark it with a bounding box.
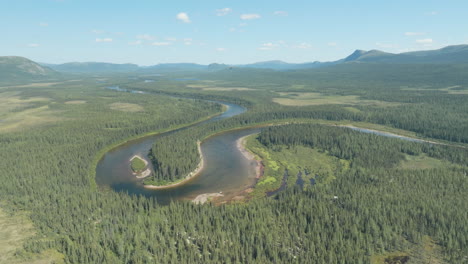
[96,86,442,205]
[96,87,261,204]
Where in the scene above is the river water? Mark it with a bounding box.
[97,86,433,204]
[96,87,260,204]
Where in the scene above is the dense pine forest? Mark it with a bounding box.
[0,63,467,263]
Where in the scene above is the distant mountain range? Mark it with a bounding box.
[42,62,140,73]
[1,45,468,80]
[0,56,56,80]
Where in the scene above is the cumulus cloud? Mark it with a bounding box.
[241,14,261,20]
[152,42,171,46]
[216,48,227,52]
[405,32,425,36]
[91,29,105,34]
[137,34,155,40]
[216,8,232,16]
[273,11,288,16]
[293,42,312,49]
[129,40,142,45]
[96,38,113,43]
[376,42,398,49]
[258,42,277,50]
[176,12,191,23]
[28,43,40,47]
[328,42,338,47]
[416,38,433,44]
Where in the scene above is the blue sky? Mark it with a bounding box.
[1,0,467,65]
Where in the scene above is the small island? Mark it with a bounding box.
[130,155,151,178]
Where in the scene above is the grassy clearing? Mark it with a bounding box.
[131,156,147,172]
[0,91,50,113]
[109,102,144,112]
[245,134,346,196]
[0,91,62,133]
[0,82,61,89]
[371,236,444,264]
[399,154,447,170]
[64,100,87,105]
[0,207,64,264]
[0,106,62,133]
[272,92,400,106]
[202,87,256,91]
[401,85,468,94]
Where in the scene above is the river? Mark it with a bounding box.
[96,86,260,204]
[96,86,438,204]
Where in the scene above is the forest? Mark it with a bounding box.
[0,63,467,263]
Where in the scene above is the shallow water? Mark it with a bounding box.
[97,87,432,204]
[96,87,260,204]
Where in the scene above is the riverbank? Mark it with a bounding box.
[143,141,204,189]
[130,155,151,179]
[90,109,225,189]
[192,193,224,204]
[236,135,264,179]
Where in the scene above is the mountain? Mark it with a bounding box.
[46,62,140,73]
[240,60,341,70]
[343,44,468,64]
[142,63,208,72]
[0,56,57,81]
[4,44,467,77]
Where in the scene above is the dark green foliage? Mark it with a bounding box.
[131,157,146,173]
[1,61,467,263]
[257,124,468,167]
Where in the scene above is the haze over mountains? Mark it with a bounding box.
[1,45,468,81]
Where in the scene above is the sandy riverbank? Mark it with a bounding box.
[192,193,224,204]
[130,155,151,179]
[143,141,204,189]
[236,135,263,179]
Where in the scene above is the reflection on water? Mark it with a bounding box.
[96,86,254,204]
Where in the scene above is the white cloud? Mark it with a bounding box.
[293,42,312,49]
[426,11,438,16]
[96,38,113,43]
[92,29,105,34]
[405,32,425,36]
[258,42,277,50]
[273,11,288,16]
[239,23,248,27]
[176,12,191,23]
[183,38,193,45]
[376,42,398,49]
[328,42,338,47]
[216,48,227,52]
[241,14,261,20]
[216,8,232,16]
[28,43,40,48]
[152,42,171,46]
[165,37,177,41]
[129,40,142,45]
[416,38,433,44]
[39,22,48,27]
[137,34,155,41]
